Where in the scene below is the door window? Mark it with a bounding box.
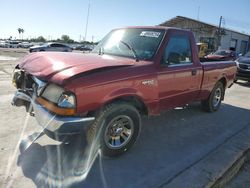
[162,35,192,66]
[50,43,64,48]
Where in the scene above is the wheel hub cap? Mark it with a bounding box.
[213,88,222,107]
[104,115,134,149]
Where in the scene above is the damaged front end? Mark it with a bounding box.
[11,66,95,135]
[12,66,46,114]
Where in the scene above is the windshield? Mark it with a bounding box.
[244,51,250,57]
[92,28,165,60]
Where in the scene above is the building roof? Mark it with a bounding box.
[159,16,250,37]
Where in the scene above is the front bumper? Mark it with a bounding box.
[12,90,95,135]
[236,69,250,81]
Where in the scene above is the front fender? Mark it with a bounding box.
[102,88,145,104]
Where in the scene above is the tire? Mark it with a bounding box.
[201,82,224,112]
[87,102,141,157]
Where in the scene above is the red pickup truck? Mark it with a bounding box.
[12,26,236,157]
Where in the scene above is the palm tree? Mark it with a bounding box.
[21,28,24,40]
[17,28,22,39]
[17,28,24,40]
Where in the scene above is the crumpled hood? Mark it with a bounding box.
[19,52,135,85]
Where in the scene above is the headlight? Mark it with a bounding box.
[42,84,65,103]
[58,93,76,108]
[42,84,76,108]
[41,84,76,108]
[38,84,76,116]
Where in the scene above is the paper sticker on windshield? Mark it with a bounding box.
[140,31,161,38]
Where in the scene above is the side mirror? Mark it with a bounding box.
[160,58,169,66]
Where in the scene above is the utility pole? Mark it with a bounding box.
[84,0,90,42]
[197,6,200,20]
[217,16,223,49]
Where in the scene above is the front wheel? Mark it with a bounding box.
[201,82,224,112]
[87,102,141,157]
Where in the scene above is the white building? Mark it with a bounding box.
[160,16,250,54]
[220,29,249,54]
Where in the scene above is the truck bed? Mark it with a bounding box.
[199,60,236,100]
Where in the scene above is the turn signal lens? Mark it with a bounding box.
[37,97,76,116]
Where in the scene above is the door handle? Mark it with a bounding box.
[191,69,197,76]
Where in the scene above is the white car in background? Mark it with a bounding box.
[0,40,19,48]
[29,42,72,52]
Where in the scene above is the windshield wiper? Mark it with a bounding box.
[119,40,139,62]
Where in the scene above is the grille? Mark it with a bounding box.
[13,70,34,90]
[239,64,249,70]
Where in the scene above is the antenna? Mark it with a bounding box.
[197,6,200,20]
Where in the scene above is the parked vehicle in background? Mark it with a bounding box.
[0,41,10,48]
[0,40,20,48]
[197,42,208,58]
[205,50,237,61]
[10,41,20,48]
[1,41,20,48]
[12,26,236,157]
[74,44,94,52]
[29,42,72,52]
[235,51,250,81]
[0,41,6,47]
[18,42,33,48]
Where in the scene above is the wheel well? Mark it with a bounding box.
[218,77,227,100]
[106,96,148,116]
[219,77,227,89]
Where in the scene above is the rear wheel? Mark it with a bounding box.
[87,102,141,157]
[201,82,224,112]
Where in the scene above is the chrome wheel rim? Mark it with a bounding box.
[104,115,134,149]
[213,87,222,107]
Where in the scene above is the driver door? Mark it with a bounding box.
[157,33,202,111]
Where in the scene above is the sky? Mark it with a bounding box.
[0,0,250,42]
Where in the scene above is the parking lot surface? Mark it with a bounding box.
[0,49,249,188]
